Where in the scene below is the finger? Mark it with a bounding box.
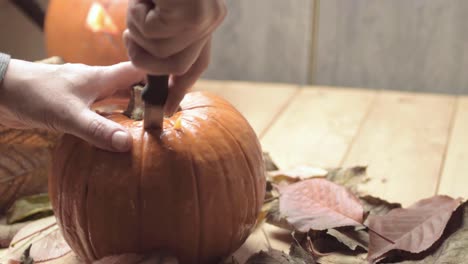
[94,62,146,100]
[127,0,184,39]
[124,31,208,75]
[65,108,132,152]
[126,9,221,59]
[164,39,211,116]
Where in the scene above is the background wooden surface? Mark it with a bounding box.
[192,79,468,261]
[194,79,467,208]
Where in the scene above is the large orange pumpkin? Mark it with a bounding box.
[45,0,128,65]
[49,88,266,263]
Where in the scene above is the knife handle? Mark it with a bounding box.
[141,75,169,106]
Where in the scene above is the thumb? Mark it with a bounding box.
[66,108,132,152]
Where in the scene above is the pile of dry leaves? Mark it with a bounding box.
[0,153,467,264]
[244,153,467,264]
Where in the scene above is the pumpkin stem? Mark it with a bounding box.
[123,85,145,121]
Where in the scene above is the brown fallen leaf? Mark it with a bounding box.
[269,166,328,185]
[389,201,468,264]
[6,216,72,263]
[245,248,312,264]
[263,152,279,171]
[0,221,30,248]
[0,145,52,213]
[94,253,178,264]
[324,166,369,194]
[0,126,59,147]
[265,200,294,230]
[367,195,463,263]
[278,178,364,232]
[6,193,53,224]
[360,195,402,217]
[316,253,367,264]
[289,243,316,264]
[326,228,368,251]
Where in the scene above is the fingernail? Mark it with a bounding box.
[111,131,131,151]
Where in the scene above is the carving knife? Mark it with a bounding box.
[141,75,169,130]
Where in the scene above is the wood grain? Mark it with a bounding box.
[342,91,455,206]
[260,86,376,169]
[203,0,313,85]
[439,97,468,198]
[315,0,468,94]
[193,79,299,137]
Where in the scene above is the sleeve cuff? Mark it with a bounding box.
[0,52,11,83]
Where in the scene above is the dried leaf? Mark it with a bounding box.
[326,228,368,251]
[279,178,364,232]
[324,166,369,194]
[367,195,462,263]
[263,152,279,171]
[95,253,178,264]
[269,166,328,185]
[20,244,34,264]
[265,200,294,230]
[360,196,401,217]
[289,243,316,263]
[0,145,52,213]
[381,201,468,264]
[0,221,30,248]
[7,193,53,224]
[220,256,240,264]
[6,216,71,263]
[245,248,310,264]
[316,253,367,264]
[0,126,59,148]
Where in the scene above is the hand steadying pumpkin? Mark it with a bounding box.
[124,0,226,115]
[0,59,144,152]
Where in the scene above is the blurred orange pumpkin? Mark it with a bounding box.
[45,0,128,65]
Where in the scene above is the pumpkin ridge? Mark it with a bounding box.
[190,117,233,261]
[59,138,88,259]
[188,144,201,263]
[84,144,99,260]
[138,127,145,251]
[209,116,259,252]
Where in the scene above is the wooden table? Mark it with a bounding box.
[193,79,468,262]
[2,79,466,262]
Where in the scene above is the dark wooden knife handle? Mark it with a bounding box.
[141,75,169,106]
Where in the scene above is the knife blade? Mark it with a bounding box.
[141,74,169,130]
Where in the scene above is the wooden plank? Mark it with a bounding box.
[193,80,299,137]
[260,86,376,169]
[342,91,455,206]
[315,0,468,94]
[203,0,313,85]
[439,97,468,198]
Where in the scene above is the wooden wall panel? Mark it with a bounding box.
[203,0,314,85]
[315,0,468,94]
